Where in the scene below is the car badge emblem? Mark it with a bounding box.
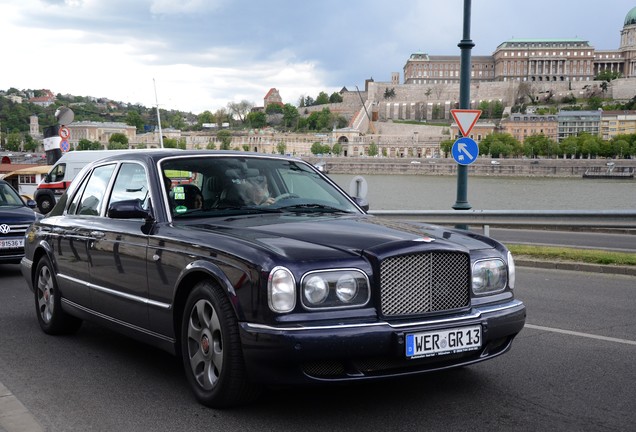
[0,224,10,234]
[413,236,434,243]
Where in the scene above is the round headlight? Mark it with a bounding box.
[335,274,358,302]
[268,267,296,313]
[303,275,329,305]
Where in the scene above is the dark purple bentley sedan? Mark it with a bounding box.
[21,150,525,407]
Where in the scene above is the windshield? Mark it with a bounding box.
[0,182,25,207]
[160,155,362,219]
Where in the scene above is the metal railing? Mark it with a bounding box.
[368,209,636,235]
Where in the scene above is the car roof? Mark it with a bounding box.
[94,150,300,165]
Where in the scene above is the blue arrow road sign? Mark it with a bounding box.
[451,137,479,165]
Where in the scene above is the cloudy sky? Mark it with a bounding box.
[1,0,634,114]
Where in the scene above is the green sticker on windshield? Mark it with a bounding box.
[175,205,188,213]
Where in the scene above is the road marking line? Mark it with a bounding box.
[525,324,636,346]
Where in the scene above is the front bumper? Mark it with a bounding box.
[20,257,34,292]
[239,299,526,385]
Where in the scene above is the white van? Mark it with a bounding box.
[34,149,174,213]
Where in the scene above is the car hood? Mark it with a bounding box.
[0,205,37,224]
[184,213,499,259]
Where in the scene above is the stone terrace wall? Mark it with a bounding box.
[303,156,636,178]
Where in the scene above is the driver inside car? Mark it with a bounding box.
[237,175,275,206]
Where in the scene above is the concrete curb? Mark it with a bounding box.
[516,259,636,276]
[0,383,43,432]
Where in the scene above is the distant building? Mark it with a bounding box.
[500,113,558,143]
[557,110,601,142]
[28,90,56,107]
[599,110,636,140]
[403,6,636,84]
[67,121,137,147]
[264,88,283,109]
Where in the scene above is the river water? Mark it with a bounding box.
[329,174,636,211]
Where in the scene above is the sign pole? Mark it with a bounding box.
[453,0,475,210]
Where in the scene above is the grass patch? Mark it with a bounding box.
[506,244,636,267]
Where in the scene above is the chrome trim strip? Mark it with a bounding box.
[244,300,524,332]
[58,273,171,310]
[61,298,175,344]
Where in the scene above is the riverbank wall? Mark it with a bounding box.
[303,157,636,178]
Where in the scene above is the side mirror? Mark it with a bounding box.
[107,199,153,221]
[352,196,369,212]
[26,199,37,209]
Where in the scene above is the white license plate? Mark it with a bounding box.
[0,239,24,249]
[406,325,482,359]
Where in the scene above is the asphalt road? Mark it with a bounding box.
[1,263,634,431]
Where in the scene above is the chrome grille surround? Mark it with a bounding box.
[380,252,470,317]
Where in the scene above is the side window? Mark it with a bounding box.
[48,163,66,182]
[75,164,116,216]
[108,163,150,210]
[67,175,89,215]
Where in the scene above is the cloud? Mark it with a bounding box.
[1,0,635,114]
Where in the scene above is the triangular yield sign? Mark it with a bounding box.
[451,109,482,137]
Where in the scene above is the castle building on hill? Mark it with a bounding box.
[403,7,636,84]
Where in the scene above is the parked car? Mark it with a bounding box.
[21,150,526,407]
[0,179,38,264]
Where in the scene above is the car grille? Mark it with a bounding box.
[0,223,30,238]
[380,252,470,317]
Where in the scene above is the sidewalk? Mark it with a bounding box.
[0,383,43,432]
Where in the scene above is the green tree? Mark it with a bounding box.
[163,138,178,148]
[77,138,102,150]
[282,103,299,129]
[6,132,22,151]
[23,134,38,152]
[265,104,283,114]
[368,141,379,157]
[560,136,579,158]
[206,140,216,150]
[125,111,145,132]
[197,110,215,127]
[332,142,342,156]
[315,92,330,105]
[276,141,287,155]
[108,133,129,149]
[586,96,603,110]
[217,130,232,150]
[524,134,557,158]
[329,92,343,103]
[246,111,267,128]
[439,139,454,158]
[311,142,325,155]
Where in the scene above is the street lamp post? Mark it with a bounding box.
[453,0,475,210]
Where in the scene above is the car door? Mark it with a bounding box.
[52,163,117,306]
[88,162,151,330]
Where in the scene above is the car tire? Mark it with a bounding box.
[34,256,82,334]
[37,195,55,214]
[180,280,260,408]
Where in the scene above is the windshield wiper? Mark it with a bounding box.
[276,203,351,213]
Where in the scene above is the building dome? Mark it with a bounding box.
[625,6,636,26]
